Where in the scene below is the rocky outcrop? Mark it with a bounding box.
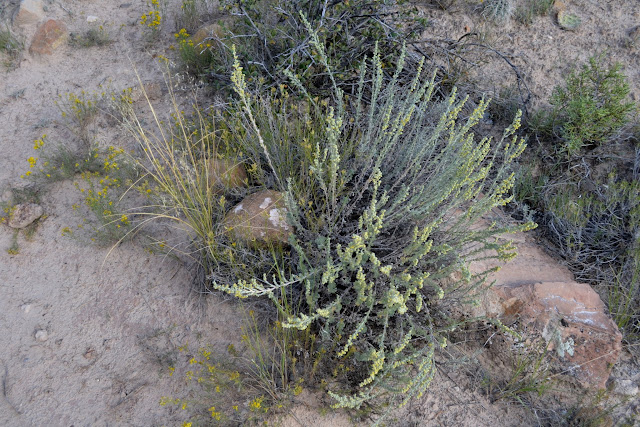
[29,19,68,55]
[469,229,622,390]
[223,190,291,245]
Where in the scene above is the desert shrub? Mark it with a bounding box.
[163,309,311,425]
[0,24,22,68]
[69,26,112,48]
[514,0,554,25]
[548,55,636,158]
[210,24,533,414]
[174,0,428,93]
[482,0,514,23]
[140,0,163,41]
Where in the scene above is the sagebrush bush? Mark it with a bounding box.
[211,20,534,413]
[549,55,636,158]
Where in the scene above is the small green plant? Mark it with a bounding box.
[173,27,217,77]
[55,90,104,144]
[557,10,581,31]
[482,0,514,22]
[69,26,112,47]
[0,25,22,68]
[163,309,314,425]
[21,134,101,182]
[140,0,163,40]
[7,229,19,255]
[548,54,636,158]
[71,168,133,244]
[483,344,553,406]
[514,0,554,25]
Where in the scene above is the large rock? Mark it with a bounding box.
[8,203,43,229]
[29,19,68,55]
[13,0,44,27]
[467,224,622,390]
[223,190,292,245]
[494,281,622,390]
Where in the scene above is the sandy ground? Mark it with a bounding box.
[0,0,638,426]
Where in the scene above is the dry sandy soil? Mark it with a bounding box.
[0,0,638,426]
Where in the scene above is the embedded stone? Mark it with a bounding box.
[206,158,247,193]
[223,190,292,245]
[35,330,48,342]
[29,19,68,55]
[13,0,44,27]
[493,281,622,390]
[8,203,43,229]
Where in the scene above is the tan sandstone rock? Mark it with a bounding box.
[223,190,292,245]
[29,19,68,55]
[13,0,44,27]
[8,203,43,229]
[190,23,225,46]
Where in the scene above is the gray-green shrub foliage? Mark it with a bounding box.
[550,55,636,157]
[214,23,534,411]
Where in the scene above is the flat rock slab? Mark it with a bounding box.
[495,281,622,389]
[29,19,68,55]
[8,203,43,229]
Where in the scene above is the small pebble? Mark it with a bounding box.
[21,303,32,313]
[35,330,48,342]
[87,15,98,23]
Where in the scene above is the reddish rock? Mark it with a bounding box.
[29,19,68,55]
[494,281,622,389]
[224,190,292,245]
